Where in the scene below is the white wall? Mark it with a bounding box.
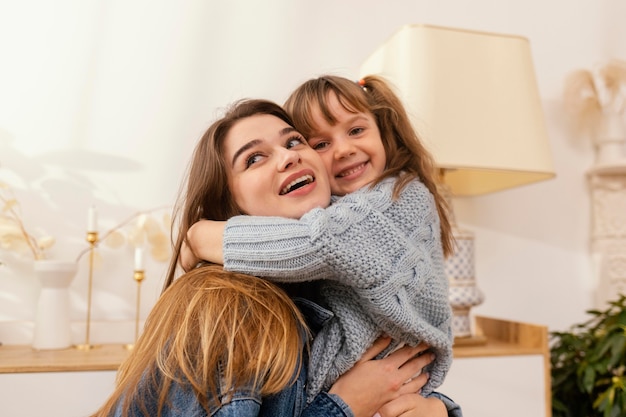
[0,0,625,412]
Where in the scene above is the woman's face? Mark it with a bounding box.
[306,92,386,196]
[224,114,331,219]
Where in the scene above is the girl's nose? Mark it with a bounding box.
[277,148,301,171]
[333,136,356,159]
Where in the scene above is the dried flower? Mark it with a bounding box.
[76,206,172,264]
[563,59,626,138]
[1,180,171,266]
[0,181,54,260]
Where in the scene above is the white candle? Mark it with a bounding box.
[87,206,98,232]
[134,247,144,271]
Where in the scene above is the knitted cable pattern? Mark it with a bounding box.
[223,178,453,401]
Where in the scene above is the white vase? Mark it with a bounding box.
[32,260,78,350]
[595,111,626,167]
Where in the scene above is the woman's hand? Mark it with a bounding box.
[328,337,435,417]
[377,394,447,417]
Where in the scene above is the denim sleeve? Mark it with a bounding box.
[299,391,461,417]
[427,391,464,417]
[300,392,354,417]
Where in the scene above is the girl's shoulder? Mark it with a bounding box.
[333,177,430,208]
[374,176,430,198]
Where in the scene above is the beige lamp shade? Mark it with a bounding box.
[360,24,555,196]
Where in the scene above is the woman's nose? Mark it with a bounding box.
[277,148,301,171]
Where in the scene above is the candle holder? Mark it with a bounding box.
[124,269,145,350]
[76,231,99,351]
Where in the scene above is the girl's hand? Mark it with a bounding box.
[182,220,226,270]
[180,240,200,272]
[328,337,435,417]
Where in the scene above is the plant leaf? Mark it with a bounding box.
[582,365,597,393]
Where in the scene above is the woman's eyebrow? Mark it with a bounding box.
[280,126,297,136]
[230,127,297,166]
[232,139,262,166]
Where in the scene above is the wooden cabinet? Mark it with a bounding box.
[442,316,551,417]
[0,316,551,417]
[0,344,127,417]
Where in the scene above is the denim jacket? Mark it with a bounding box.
[112,354,354,417]
[110,298,353,417]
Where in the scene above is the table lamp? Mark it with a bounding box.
[361,24,555,340]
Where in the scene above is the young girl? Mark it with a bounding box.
[183,75,457,409]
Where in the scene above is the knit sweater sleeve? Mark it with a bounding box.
[222,178,436,290]
[222,212,334,282]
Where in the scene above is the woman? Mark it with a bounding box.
[169,98,456,416]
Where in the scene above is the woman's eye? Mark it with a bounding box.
[286,135,305,149]
[245,153,264,168]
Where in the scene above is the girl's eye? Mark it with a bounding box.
[311,141,329,151]
[349,127,364,136]
[245,153,264,168]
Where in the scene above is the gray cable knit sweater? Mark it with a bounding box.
[222,177,453,403]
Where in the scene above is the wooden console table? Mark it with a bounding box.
[0,316,551,417]
[450,316,551,417]
[0,343,130,373]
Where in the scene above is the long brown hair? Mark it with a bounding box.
[164,99,296,290]
[92,265,307,417]
[284,75,454,257]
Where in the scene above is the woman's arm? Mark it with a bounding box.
[304,337,447,417]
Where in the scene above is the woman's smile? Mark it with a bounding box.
[280,171,316,195]
[224,114,331,218]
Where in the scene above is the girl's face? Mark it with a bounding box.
[224,114,331,219]
[306,92,386,196]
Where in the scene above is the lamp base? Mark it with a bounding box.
[451,307,472,337]
[446,228,485,338]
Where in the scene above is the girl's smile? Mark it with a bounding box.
[306,92,386,196]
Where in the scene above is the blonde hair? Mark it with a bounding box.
[92,265,307,417]
[164,99,296,290]
[284,74,454,257]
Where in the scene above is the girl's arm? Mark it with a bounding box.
[183,215,333,281]
[182,220,226,269]
[183,180,439,292]
[221,179,437,289]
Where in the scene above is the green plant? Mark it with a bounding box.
[551,294,626,417]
